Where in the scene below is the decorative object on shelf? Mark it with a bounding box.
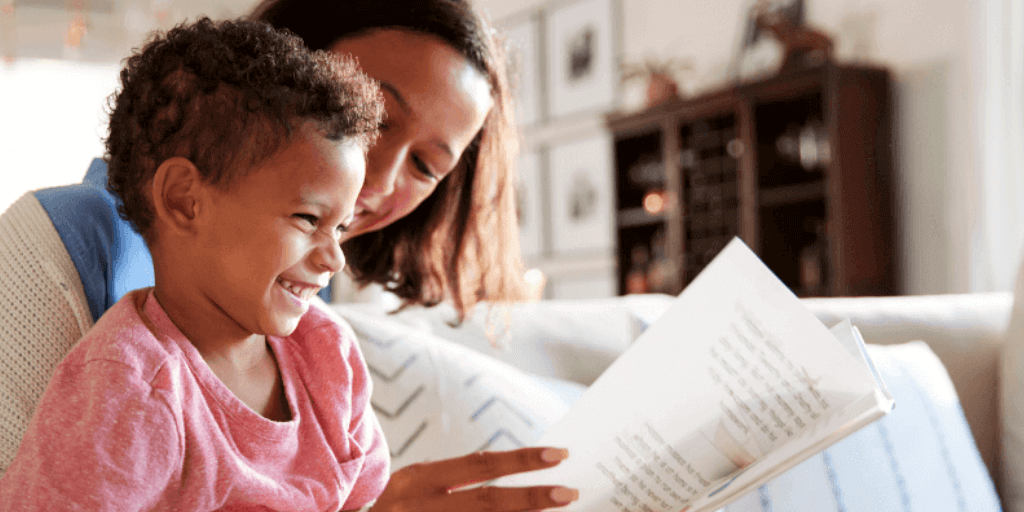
[621,56,692,108]
[549,135,614,255]
[731,0,834,82]
[626,156,668,216]
[545,0,617,119]
[642,190,667,215]
[646,227,677,294]
[625,244,649,294]
[503,14,542,126]
[516,151,544,259]
[775,120,831,170]
[753,1,834,75]
[1,0,15,65]
[798,218,828,296]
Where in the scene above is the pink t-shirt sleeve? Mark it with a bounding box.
[0,358,181,510]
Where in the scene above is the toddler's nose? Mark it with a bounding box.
[314,238,345,274]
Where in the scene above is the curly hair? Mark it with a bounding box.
[252,0,528,320]
[105,16,383,239]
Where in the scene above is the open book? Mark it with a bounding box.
[503,238,894,511]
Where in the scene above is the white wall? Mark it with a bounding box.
[483,0,1015,295]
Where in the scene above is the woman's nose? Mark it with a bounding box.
[362,140,404,205]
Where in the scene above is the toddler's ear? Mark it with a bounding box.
[151,157,204,236]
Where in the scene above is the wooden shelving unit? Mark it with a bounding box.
[607,63,895,298]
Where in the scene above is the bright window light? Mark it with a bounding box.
[0,59,120,213]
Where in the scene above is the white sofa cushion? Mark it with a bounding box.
[1003,265,1024,512]
[725,342,1000,511]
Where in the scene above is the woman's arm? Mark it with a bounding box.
[368,447,578,512]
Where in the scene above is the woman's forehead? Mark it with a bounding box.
[329,29,492,160]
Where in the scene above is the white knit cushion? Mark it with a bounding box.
[1003,260,1024,512]
[0,193,93,475]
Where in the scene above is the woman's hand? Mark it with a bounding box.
[370,447,579,512]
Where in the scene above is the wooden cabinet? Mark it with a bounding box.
[608,64,895,297]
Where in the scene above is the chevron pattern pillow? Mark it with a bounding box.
[331,305,585,471]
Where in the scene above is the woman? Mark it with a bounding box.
[251,1,580,511]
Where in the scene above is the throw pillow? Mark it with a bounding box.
[329,304,585,471]
[376,294,676,386]
[725,342,1000,511]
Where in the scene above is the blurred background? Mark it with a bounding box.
[1,0,1022,301]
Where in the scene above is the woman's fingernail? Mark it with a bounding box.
[541,448,569,463]
[550,487,579,504]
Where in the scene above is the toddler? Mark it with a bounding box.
[0,17,388,511]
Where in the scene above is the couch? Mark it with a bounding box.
[329,291,1013,510]
[0,164,1014,510]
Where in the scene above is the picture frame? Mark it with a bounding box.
[545,0,617,119]
[548,134,613,256]
[502,15,542,127]
[516,151,544,260]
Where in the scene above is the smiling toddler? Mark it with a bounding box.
[0,17,389,511]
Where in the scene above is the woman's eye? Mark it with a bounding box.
[295,214,318,226]
[378,121,391,132]
[411,154,438,181]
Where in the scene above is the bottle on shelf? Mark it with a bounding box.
[626,244,650,294]
[647,228,678,294]
[799,219,828,296]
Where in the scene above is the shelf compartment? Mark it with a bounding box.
[618,207,668,228]
[759,180,827,207]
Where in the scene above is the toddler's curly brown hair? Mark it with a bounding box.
[105,16,383,239]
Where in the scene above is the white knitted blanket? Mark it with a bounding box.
[0,193,93,475]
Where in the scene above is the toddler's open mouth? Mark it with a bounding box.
[276,277,320,301]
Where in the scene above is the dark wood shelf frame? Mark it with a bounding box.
[607,63,895,298]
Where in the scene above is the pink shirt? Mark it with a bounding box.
[0,289,389,511]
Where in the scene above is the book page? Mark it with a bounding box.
[501,239,883,512]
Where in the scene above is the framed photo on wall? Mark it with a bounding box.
[548,134,614,255]
[516,151,544,259]
[503,15,542,126]
[545,0,617,119]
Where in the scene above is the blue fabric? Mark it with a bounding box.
[34,159,333,322]
[34,159,154,323]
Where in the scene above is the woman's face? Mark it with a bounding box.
[329,29,493,238]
